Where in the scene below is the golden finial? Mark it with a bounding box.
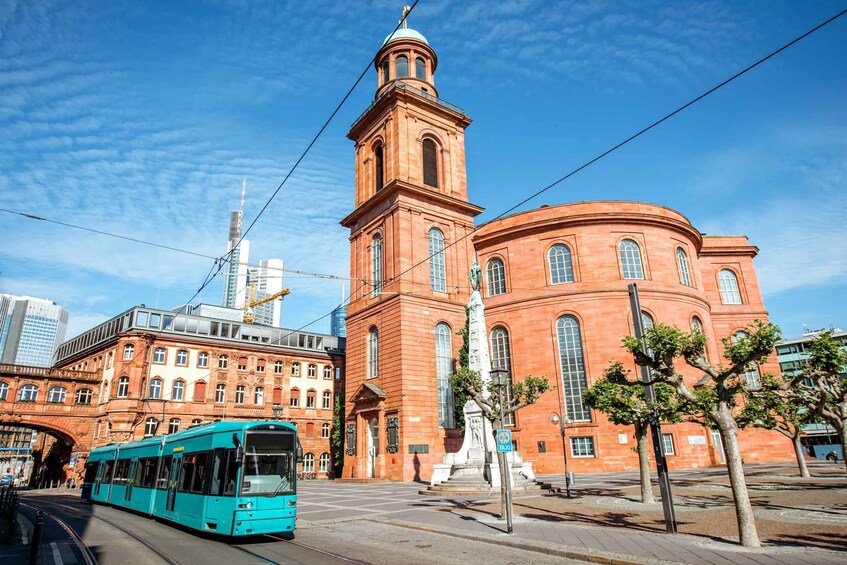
[400,5,411,29]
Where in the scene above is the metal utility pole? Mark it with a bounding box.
[491,368,514,534]
[628,283,678,534]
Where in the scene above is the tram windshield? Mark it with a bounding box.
[241,431,297,496]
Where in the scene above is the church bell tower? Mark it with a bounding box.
[340,17,483,481]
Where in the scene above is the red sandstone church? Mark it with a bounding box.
[340,25,792,481]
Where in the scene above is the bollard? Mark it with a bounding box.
[29,510,44,565]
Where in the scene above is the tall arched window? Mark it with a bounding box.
[619,239,644,279]
[374,144,384,192]
[415,57,426,80]
[303,452,315,473]
[490,326,515,427]
[75,388,92,405]
[719,269,742,304]
[319,452,331,473]
[422,138,438,187]
[676,247,692,287]
[381,60,390,83]
[556,316,590,422]
[117,376,129,398]
[641,311,654,330]
[168,418,180,434]
[691,316,703,333]
[435,322,455,428]
[322,390,332,409]
[395,55,408,78]
[148,378,162,399]
[18,384,38,402]
[429,227,446,292]
[0,382,8,401]
[218,354,229,368]
[255,387,264,404]
[549,243,574,284]
[172,380,185,402]
[372,234,383,296]
[235,385,245,404]
[368,327,379,379]
[486,257,507,296]
[215,383,226,403]
[123,344,134,360]
[47,386,66,403]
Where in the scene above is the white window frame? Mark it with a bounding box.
[570,436,596,458]
[676,247,692,287]
[548,243,574,284]
[719,269,742,304]
[661,433,675,456]
[619,239,644,280]
[486,257,507,296]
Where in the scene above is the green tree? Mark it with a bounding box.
[606,320,781,548]
[583,375,681,503]
[453,307,471,434]
[330,391,345,477]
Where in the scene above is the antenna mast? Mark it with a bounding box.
[237,177,246,237]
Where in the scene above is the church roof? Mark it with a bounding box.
[383,28,429,46]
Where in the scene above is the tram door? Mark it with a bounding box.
[125,460,136,502]
[165,453,182,515]
[93,461,104,496]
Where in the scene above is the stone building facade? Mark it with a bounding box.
[341,26,792,481]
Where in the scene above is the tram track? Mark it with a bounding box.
[20,502,98,565]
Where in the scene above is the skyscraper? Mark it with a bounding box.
[330,286,347,337]
[0,294,69,367]
[222,179,251,309]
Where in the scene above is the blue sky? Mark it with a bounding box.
[1,0,845,342]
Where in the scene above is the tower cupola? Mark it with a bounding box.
[374,12,437,98]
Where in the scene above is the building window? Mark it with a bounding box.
[168,418,180,434]
[490,326,515,427]
[372,234,383,296]
[486,257,507,296]
[274,360,284,374]
[619,239,644,279]
[641,311,654,330]
[123,344,134,360]
[256,359,265,373]
[322,390,332,409]
[255,387,264,404]
[235,385,245,404]
[191,418,202,427]
[570,436,596,458]
[395,55,408,78]
[117,376,129,398]
[176,349,188,366]
[556,315,591,422]
[676,247,692,287]
[323,366,332,379]
[719,269,742,304]
[273,388,283,405]
[691,316,703,333]
[319,452,330,473]
[322,423,330,438]
[422,138,438,188]
[237,357,248,371]
[149,378,162,400]
[47,386,66,403]
[144,418,158,437]
[381,59,389,83]
[415,57,426,80]
[548,243,574,284]
[290,388,300,408]
[661,433,675,455]
[306,390,316,409]
[368,327,379,379]
[429,227,446,292]
[215,384,226,403]
[194,381,206,402]
[303,452,315,473]
[219,355,229,369]
[0,382,7,401]
[75,388,92,405]
[732,332,761,387]
[375,143,384,191]
[197,352,209,368]
[172,381,185,402]
[435,322,455,428]
[153,347,166,364]
[308,364,317,378]
[292,362,301,376]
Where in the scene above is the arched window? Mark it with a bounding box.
[172,380,185,402]
[323,365,332,379]
[676,247,692,287]
[435,322,455,428]
[168,418,180,434]
[306,389,316,408]
[415,57,426,80]
[194,381,206,402]
[486,258,507,296]
[255,387,264,404]
[0,382,7,401]
[123,344,134,360]
[368,327,379,379]
[153,347,166,363]
[215,383,226,403]
[381,59,390,83]
[117,376,129,398]
[641,311,654,330]
[395,55,408,78]
[322,390,332,409]
[274,360,284,374]
[197,352,209,368]
[218,354,229,369]
[291,362,301,376]
[148,378,162,400]
[290,388,300,408]
[422,138,438,188]
[319,452,331,473]
[429,227,446,292]
[321,423,331,438]
[273,387,283,405]
[176,349,189,366]
[235,385,245,404]
[691,316,703,333]
[548,244,574,284]
[619,239,644,279]
[303,452,315,473]
[18,384,38,401]
[556,316,590,422]
[732,332,761,388]
[144,417,158,436]
[308,364,317,378]
[375,144,384,192]
[490,326,515,427]
[47,386,66,403]
[372,234,383,296]
[719,269,742,304]
[191,418,202,427]
[75,388,92,405]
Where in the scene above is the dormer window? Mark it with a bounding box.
[415,57,426,80]
[396,55,408,78]
[422,138,438,188]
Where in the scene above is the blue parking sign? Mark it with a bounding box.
[496,429,513,452]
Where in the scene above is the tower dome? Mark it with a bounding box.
[374,13,438,98]
[383,27,429,46]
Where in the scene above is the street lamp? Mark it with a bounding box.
[272,404,283,419]
[550,412,573,497]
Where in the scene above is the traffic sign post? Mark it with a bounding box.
[496,429,513,452]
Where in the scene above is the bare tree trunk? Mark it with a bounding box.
[839,425,847,474]
[792,433,810,478]
[634,422,655,504]
[717,414,761,547]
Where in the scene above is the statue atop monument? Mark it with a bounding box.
[469,260,482,292]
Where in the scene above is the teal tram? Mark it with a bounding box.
[82,420,301,536]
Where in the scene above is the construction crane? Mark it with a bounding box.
[240,282,291,324]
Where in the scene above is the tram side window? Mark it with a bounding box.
[113,459,130,485]
[179,455,195,492]
[179,452,210,494]
[139,457,157,488]
[84,462,98,483]
[211,448,239,497]
[102,460,114,483]
[191,452,209,494]
[157,456,172,489]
